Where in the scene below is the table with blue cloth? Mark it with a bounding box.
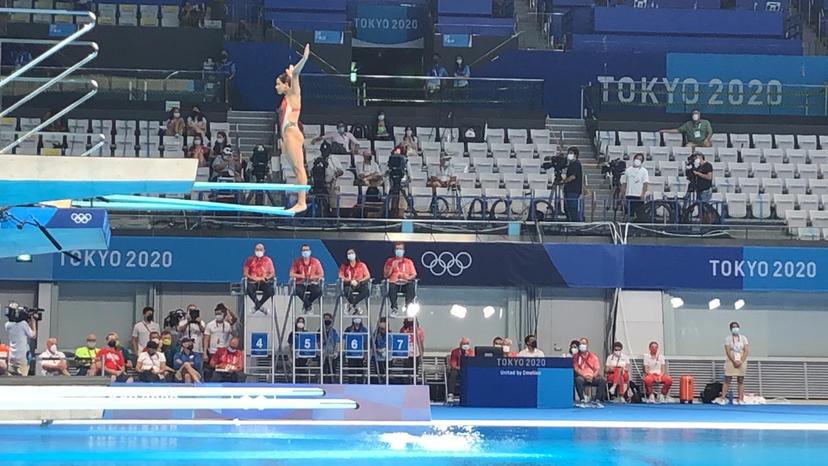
[460,356,574,408]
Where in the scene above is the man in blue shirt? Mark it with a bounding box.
[173,336,203,383]
[321,312,339,383]
[427,53,448,96]
[216,50,237,105]
[343,317,368,384]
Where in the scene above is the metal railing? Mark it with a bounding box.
[0,7,100,154]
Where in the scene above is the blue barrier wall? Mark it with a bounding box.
[594,8,784,37]
[439,0,493,16]
[264,0,347,11]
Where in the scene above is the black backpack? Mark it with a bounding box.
[702,382,722,403]
[626,380,643,404]
[351,123,370,140]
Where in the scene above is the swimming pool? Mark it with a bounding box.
[1,420,827,465]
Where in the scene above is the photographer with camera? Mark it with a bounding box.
[688,152,714,202]
[386,145,409,218]
[310,142,344,217]
[176,306,206,348]
[244,243,276,312]
[4,303,37,376]
[557,147,584,222]
[621,153,650,222]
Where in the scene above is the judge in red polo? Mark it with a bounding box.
[243,243,276,311]
[338,248,371,315]
[383,242,417,314]
[447,337,474,402]
[290,243,325,312]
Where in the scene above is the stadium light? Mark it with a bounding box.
[482,306,496,319]
[734,299,745,310]
[708,298,721,310]
[449,305,467,319]
[15,254,32,263]
[670,297,684,309]
[406,302,421,317]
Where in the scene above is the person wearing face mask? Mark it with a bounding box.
[660,109,713,149]
[452,55,470,100]
[621,152,650,222]
[399,318,425,376]
[173,336,203,383]
[186,134,209,167]
[373,317,388,381]
[165,107,185,137]
[501,338,516,357]
[203,303,237,380]
[372,110,394,141]
[343,317,369,384]
[643,341,673,403]
[177,304,206,355]
[339,248,372,314]
[517,335,545,357]
[96,332,133,383]
[186,105,208,137]
[447,337,474,402]
[131,306,160,356]
[320,312,340,383]
[290,244,325,312]
[311,121,360,155]
[383,242,417,315]
[715,321,749,405]
[605,341,630,403]
[357,150,384,206]
[572,337,606,405]
[244,243,277,312]
[559,146,584,222]
[209,337,245,382]
[564,339,581,358]
[400,126,419,157]
[288,317,313,382]
[73,333,98,376]
[690,152,714,203]
[142,331,162,353]
[38,337,69,376]
[136,340,170,383]
[426,53,448,96]
[160,330,178,365]
[216,49,236,105]
[211,130,229,159]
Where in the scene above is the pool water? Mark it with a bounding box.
[0,423,826,465]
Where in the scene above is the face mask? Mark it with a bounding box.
[173,112,180,118]
[528,340,537,348]
[395,249,404,258]
[353,319,362,325]
[49,344,57,353]
[694,159,701,168]
[228,347,237,353]
[633,159,642,167]
[502,346,510,353]
[405,130,412,136]
[567,153,575,161]
[296,322,305,330]
[324,319,332,326]
[347,253,356,261]
[194,140,202,146]
[86,341,96,348]
[255,250,264,258]
[151,338,161,345]
[649,347,658,355]
[731,327,740,335]
[216,314,225,322]
[692,113,700,121]
[217,137,225,143]
[337,127,345,135]
[571,347,579,355]
[302,250,311,259]
[457,59,463,65]
[162,338,172,346]
[378,114,385,121]
[614,350,622,356]
[145,313,153,322]
[579,344,587,352]
[461,344,470,351]
[108,340,117,348]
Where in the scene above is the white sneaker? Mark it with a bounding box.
[446,394,455,403]
[648,394,656,404]
[584,395,591,404]
[659,394,666,403]
[609,385,617,396]
[713,397,727,405]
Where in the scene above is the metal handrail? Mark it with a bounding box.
[0,8,99,155]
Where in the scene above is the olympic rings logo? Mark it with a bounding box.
[420,251,472,277]
[70,213,93,224]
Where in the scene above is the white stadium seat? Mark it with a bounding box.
[663,132,683,147]
[738,177,760,194]
[785,178,807,196]
[763,148,785,165]
[717,148,739,165]
[657,161,680,176]
[749,193,773,219]
[775,134,795,150]
[809,150,828,165]
[773,163,795,180]
[530,129,550,145]
[725,193,748,218]
[809,179,828,196]
[797,135,818,151]
[729,133,750,149]
[727,162,749,179]
[710,133,728,147]
[618,131,638,147]
[773,193,796,219]
[798,194,820,214]
[467,142,488,158]
[740,148,762,165]
[507,128,528,145]
[751,163,772,180]
[640,131,659,147]
[753,133,773,149]
[649,147,671,162]
[513,143,535,160]
[785,149,807,166]
[762,178,783,195]
[797,164,819,180]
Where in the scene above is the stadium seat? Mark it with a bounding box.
[648,175,665,192]
[672,146,691,161]
[509,189,530,218]
[710,133,728,147]
[521,158,542,173]
[486,128,505,145]
[773,163,795,180]
[750,193,773,219]
[797,164,819,180]
[472,156,495,172]
[727,162,749,179]
[536,143,557,159]
[738,177,760,193]
[640,131,659,147]
[626,146,649,158]
[606,145,625,160]
[809,179,828,196]
[696,147,715,160]
[751,163,772,180]
[740,148,762,165]
[393,126,406,142]
[337,185,359,210]
[725,193,748,218]
[785,149,807,166]
[775,134,795,150]
[649,147,671,163]
[797,135,818,151]
[808,150,828,165]
[785,178,807,196]
[490,143,512,159]
[657,161,681,176]
[410,187,435,214]
[729,133,750,149]
[417,127,436,142]
[513,143,535,160]
[819,136,828,150]
[809,211,828,229]
[374,140,395,154]
[773,194,795,219]
[503,173,526,189]
[530,129,550,145]
[439,128,459,143]
[717,148,738,165]
[798,194,820,214]
[456,172,477,189]
[664,176,688,193]
[409,170,428,187]
[484,188,510,216]
[527,173,549,190]
[421,141,442,160]
[785,210,808,231]
[478,172,501,189]
[762,178,783,195]
[663,133,683,147]
[618,131,638,147]
[507,129,528,145]
[459,188,484,217]
[763,148,785,165]
[715,177,737,194]
[467,142,488,158]
[498,158,519,173]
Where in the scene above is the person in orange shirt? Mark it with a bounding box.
[289,244,325,312]
[338,248,371,315]
[447,337,474,402]
[0,338,9,375]
[243,243,276,311]
[572,337,607,405]
[383,242,417,314]
[209,337,245,383]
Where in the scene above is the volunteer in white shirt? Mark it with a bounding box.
[516,335,545,358]
[604,341,630,402]
[716,321,749,405]
[643,341,673,403]
[136,340,169,382]
[4,310,36,376]
[203,303,237,359]
[621,152,649,221]
[39,337,69,376]
[131,306,160,355]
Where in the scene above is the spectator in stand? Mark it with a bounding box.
[343,317,368,383]
[400,127,419,157]
[288,317,313,381]
[204,303,237,362]
[339,248,371,315]
[383,242,417,315]
[186,134,210,167]
[216,50,236,104]
[426,53,448,96]
[39,337,69,376]
[186,105,208,137]
[605,341,630,403]
[357,151,384,204]
[73,333,98,376]
[0,338,8,375]
[621,152,649,222]
[447,337,474,402]
[321,312,340,383]
[565,339,580,358]
[372,110,394,141]
[244,243,277,312]
[137,340,170,383]
[517,335,545,357]
[322,142,345,208]
[212,146,243,181]
[165,107,185,136]
[160,330,178,364]
[4,308,36,377]
[492,337,504,347]
[502,338,517,357]
[290,244,325,312]
[452,55,471,100]
[177,304,206,355]
[573,337,607,405]
[179,1,202,27]
[311,122,360,155]
[716,321,749,405]
[691,152,714,203]
[559,146,584,222]
[97,332,133,383]
[209,337,244,382]
[211,130,229,158]
[173,336,203,383]
[643,341,673,403]
[143,331,161,352]
[660,109,713,149]
[131,306,159,356]
[428,154,459,189]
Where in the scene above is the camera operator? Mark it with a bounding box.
[176,304,206,355]
[686,152,714,202]
[386,145,409,218]
[621,153,650,222]
[310,142,343,216]
[558,147,583,222]
[250,145,270,182]
[4,303,37,377]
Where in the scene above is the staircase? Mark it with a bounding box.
[228,110,276,155]
[515,0,551,49]
[546,117,613,222]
